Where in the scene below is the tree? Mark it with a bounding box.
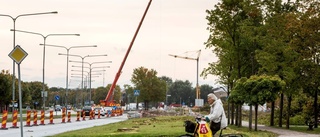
[92,86,107,105]
[199,84,213,102]
[131,67,166,110]
[203,0,264,126]
[0,70,12,112]
[123,84,134,105]
[167,80,193,106]
[229,75,285,131]
[27,81,45,109]
[158,76,172,106]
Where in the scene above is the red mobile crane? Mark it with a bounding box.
[100,0,152,107]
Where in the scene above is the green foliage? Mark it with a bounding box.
[229,75,285,106]
[131,67,166,108]
[167,80,193,105]
[0,70,12,106]
[289,115,305,125]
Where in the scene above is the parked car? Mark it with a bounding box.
[94,107,106,116]
[67,105,72,110]
[55,105,62,111]
[81,106,93,117]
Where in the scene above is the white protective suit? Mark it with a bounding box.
[205,99,227,129]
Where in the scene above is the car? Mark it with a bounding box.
[81,106,93,117]
[67,105,72,110]
[55,105,62,111]
[94,107,106,116]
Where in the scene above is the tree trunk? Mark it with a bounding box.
[255,104,258,131]
[249,105,252,130]
[239,105,242,127]
[271,101,275,126]
[231,103,234,125]
[235,105,238,126]
[314,88,318,128]
[286,95,292,129]
[279,93,284,127]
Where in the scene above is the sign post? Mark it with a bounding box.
[134,90,140,110]
[8,45,28,137]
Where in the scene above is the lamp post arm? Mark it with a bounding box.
[69,45,97,50]
[86,54,108,57]
[16,11,58,19]
[11,29,45,38]
[41,44,68,50]
[0,14,14,20]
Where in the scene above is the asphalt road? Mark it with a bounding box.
[0,113,128,137]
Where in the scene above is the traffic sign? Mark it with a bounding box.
[55,95,60,100]
[134,90,140,96]
[8,45,28,64]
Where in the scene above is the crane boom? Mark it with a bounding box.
[168,50,201,60]
[169,50,201,99]
[101,0,152,106]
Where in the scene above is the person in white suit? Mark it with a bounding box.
[205,93,227,136]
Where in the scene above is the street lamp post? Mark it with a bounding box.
[13,29,79,110]
[70,60,111,103]
[58,53,107,107]
[71,69,103,104]
[0,11,57,115]
[41,43,97,114]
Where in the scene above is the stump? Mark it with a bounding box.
[117,128,134,132]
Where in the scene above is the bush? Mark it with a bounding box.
[290,115,305,125]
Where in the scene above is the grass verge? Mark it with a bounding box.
[52,116,276,137]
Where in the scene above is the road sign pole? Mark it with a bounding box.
[9,45,28,137]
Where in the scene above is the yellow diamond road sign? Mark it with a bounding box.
[9,45,28,64]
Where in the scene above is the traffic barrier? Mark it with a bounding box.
[48,110,54,124]
[82,111,86,121]
[0,110,8,130]
[61,108,66,123]
[89,110,93,120]
[39,110,45,125]
[76,111,80,122]
[33,110,39,126]
[24,110,32,127]
[111,110,115,117]
[10,110,19,128]
[67,112,71,123]
[93,110,95,119]
[97,109,100,119]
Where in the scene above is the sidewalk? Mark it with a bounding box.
[241,121,320,137]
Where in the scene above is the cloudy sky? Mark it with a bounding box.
[0,0,220,89]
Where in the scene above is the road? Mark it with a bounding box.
[0,112,128,137]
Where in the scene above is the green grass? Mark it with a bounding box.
[52,116,276,137]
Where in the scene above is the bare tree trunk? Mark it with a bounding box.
[255,104,258,131]
[270,101,275,126]
[314,89,318,128]
[231,103,234,125]
[249,105,252,130]
[235,105,238,126]
[239,105,242,127]
[279,93,284,127]
[286,95,292,129]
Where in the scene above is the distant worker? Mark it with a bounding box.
[205,93,227,136]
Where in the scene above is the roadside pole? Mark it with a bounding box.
[8,45,28,137]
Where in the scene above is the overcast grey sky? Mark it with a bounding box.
[0,0,220,89]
